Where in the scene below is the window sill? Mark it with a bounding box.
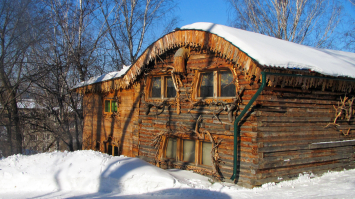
[194,97,236,103]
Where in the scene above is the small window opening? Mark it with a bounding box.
[183,139,195,162]
[113,146,119,156]
[166,137,177,159]
[166,77,176,98]
[111,101,118,112]
[199,72,214,97]
[107,144,112,155]
[202,142,212,166]
[220,71,236,97]
[104,100,118,113]
[151,77,161,98]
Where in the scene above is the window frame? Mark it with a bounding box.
[195,69,236,100]
[103,99,118,113]
[164,137,212,167]
[106,143,119,156]
[148,75,177,100]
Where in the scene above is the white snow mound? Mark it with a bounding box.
[0,150,176,194]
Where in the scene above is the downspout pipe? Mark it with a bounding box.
[230,71,267,181]
[230,71,355,181]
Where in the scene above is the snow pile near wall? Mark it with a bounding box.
[0,150,354,198]
[181,22,355,78]
[0,150,175,194]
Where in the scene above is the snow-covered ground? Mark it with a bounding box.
[0,150,354,199]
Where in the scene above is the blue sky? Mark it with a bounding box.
[171,0,355,51]
[175,0,355,28]
[175,0,230,27]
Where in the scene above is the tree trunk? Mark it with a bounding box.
[8,92,22,154]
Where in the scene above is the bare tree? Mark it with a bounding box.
[0,0,46,155]
[227,0,342,48]
[344,1,355,51]
[100,0,178,68]
[26,0,108,151]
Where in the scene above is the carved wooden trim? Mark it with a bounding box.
[75,30,260,94]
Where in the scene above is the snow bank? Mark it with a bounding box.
[181,22,355,78]
[1,150,354,198]
[0,150,175,194]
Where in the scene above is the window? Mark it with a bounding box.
[150,76,176,99]
[201,142,212,166]
[198,70,236,98]
[104,99,118,113]
[183,140,195,162]
[166,138,177,159]
[219,71,236,97]
[200,72,214,97]
[164,138,212,167]
[106,143,119,156]
[107,144,112,155]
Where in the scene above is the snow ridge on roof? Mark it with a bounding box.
[73,65,131,89]
[17,99,43,109]
[181,22,355,79]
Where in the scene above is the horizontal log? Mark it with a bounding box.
[309,139,355,149]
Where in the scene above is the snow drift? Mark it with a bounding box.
[0,150,175,194]
[1,150,354,198]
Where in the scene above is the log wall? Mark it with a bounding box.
[253,87,355,186]
[137,48,260,187]
[82,85,141,157]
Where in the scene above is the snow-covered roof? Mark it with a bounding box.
[16,99,43,109]
[181,22,355,78]
[74,23,355,90]
[73,65,131,89]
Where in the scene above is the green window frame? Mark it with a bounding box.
[104,99,118,113]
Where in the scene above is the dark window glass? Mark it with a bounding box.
[183,140,195,162]
[166,77,176,98]
[104,100,110,112]
[166,138,177,159]
[113,146,119,156]
[151,77,161,98]
[200,72,214,97]
[111,101,117,112]
[220,71,236,97]
[107,144,112,155]
[95,143,100,151]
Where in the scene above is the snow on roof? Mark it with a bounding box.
[17,99,43,109]
[73,65,131,89]
[181,22,355,78]
[74,23,355,89]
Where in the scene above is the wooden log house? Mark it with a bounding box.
[73,23,355,188]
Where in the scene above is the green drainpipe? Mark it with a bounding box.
[230,71,355,181]
[230,71,267,181]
